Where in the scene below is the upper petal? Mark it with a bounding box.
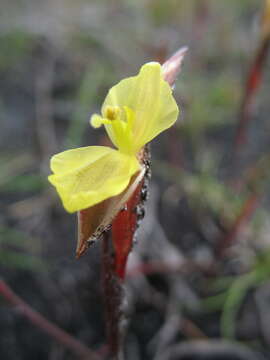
[102,62,179,153]
[48,146,140,213]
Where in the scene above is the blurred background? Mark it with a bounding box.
[1,0,270,359]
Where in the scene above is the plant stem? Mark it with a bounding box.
[216,192,260,257]
[101,231,125,360]
[99,48,188,358]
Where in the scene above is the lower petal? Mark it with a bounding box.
[48,146,140,213]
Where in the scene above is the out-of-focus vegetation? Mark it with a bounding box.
[1,0,270,359]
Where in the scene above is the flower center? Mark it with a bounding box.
[105,106,120,121]
[90,106,135,154]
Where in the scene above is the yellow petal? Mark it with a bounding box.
[102,62,179,154]
[48,146,140,213]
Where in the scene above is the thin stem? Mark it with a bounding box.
[101,231,125,360]
[216,192,260,257]
[0,278,101,360]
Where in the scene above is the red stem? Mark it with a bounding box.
[101,231,124,359]
[234,36,270,150]
[216,192,260,257]
[0,278,101,360]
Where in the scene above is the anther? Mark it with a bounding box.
[104,106,120,121]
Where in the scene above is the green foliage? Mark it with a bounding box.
[0,153,45,194]
[0,249,46,271]
[201,250,270,339]
[0,31,35,71]
[0,174,46,193]
[181,74,241,137]
[0,226,47,272]
[154,159,245,221]
[0,153,35,187]
[220,252,270,339]
[65,62,111,147]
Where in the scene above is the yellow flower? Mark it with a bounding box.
[48,62,179,213]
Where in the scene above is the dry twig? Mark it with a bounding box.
[0,278,102,360]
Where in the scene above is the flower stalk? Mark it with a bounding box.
[100,48,187,359]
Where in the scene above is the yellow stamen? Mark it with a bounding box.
[90,114,111,128]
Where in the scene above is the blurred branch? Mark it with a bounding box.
[216,192,260,257]
[35,43,57,163]
[216,153,270,256]
[126,259,207,279]
[234,0,270,150]
[0,278,102,360]
[156,340,261,360]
